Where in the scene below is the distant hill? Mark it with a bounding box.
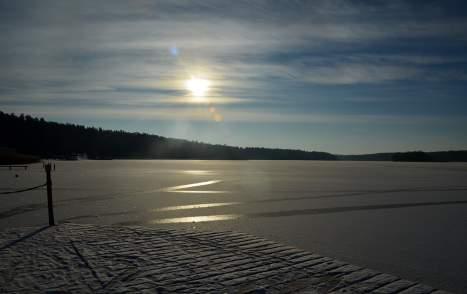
[2,111,465,162]
[0,111,336,161]
[337,151,467,162]
[337,153,394,161]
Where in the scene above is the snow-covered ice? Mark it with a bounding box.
[0,223,452,293]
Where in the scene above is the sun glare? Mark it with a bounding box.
[186,77,210,100]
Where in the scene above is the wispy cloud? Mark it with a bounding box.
[3,103,466,128]
[1,0,467,152]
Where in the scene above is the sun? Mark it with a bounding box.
[185,77,210,100]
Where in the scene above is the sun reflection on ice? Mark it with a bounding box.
[151,214,241,224]
[154,202,240,211]
[182,170,216,175]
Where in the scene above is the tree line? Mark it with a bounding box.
[0,111,336,161]
[337,151,467,162]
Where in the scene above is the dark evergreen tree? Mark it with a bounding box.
[0,111,336,161]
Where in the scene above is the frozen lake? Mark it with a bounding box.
[1,160,467,292]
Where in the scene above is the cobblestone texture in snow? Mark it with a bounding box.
[0,223,452,293]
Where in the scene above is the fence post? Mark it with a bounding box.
[45,163,55,226]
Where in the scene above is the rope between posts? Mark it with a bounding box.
[0,183,46,195]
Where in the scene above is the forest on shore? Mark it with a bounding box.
[1,111,466,164]
[0,111,336,162]
[337,151,467,162]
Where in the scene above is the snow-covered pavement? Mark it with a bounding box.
[0,223,452,293]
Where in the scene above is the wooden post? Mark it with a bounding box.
[45,163,55,226]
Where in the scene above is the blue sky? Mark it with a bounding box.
[1,0,467,154]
